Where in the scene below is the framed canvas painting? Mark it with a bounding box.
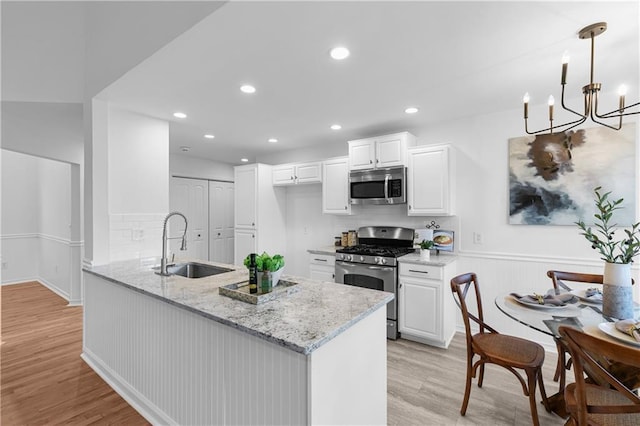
[508,123,636,225]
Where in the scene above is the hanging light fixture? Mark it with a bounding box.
[523,22,639,135]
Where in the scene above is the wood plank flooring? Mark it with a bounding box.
[2,281,564,425]
[1,281,149,425]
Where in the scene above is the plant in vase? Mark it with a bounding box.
[244,252,285,292]
[576,186,640,319]
[419,239,435,260]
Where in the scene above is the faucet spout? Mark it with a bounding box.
[158,211,188,276]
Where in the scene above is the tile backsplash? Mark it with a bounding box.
[109,213,165,262]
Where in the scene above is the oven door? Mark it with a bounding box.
[335,261,397,320]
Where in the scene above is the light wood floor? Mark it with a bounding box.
[2,281,564,425]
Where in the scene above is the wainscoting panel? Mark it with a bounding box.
[83,273,308,425]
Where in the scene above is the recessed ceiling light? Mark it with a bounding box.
[240,158,249,162]
[330,124,342,130]
[330,46,350,60]
[268,138,278,143]
[405,107,419,114]
[240,84,256,94]
[173,112,187,119]
[204,134,215,139]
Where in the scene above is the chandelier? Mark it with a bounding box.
[523,22,639,135]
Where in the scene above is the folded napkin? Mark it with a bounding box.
[511,290,576,306]
[615,319,640,342]
[584,287,603,301]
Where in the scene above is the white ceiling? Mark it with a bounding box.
[4,1,639,166]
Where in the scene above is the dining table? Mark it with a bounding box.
[495,291,640,418]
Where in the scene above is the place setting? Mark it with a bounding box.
[509,289,579,311]
[598,319,640,347]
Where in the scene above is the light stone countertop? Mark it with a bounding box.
[83,257,392,355]
[397,252,458,266]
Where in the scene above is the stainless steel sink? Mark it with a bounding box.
[156,262,233,278]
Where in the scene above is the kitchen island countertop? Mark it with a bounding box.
[84,258,392,355]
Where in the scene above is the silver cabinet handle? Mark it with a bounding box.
[314,258,327,262]
[409,269,429,274]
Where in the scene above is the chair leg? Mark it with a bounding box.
[526,369,541,426]
[537,368,551,413]
[478,363,485,388]
[460,355,474,415]
[553,340,564,383]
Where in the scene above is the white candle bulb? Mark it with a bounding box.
[548,95,555,106]
[618,85,628,96]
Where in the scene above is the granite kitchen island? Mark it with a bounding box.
[82,258,391,425]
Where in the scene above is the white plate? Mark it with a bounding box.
[570,288,603,304]
[511,295,573,310]
[598,322,640,347]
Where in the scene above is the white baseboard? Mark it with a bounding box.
[81,348,175,426]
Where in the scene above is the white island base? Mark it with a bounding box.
[82,273,387,425]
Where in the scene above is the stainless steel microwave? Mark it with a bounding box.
[349,166,406,205]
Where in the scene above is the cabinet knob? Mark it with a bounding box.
[369,159,373,164]
[252,234,255,238]
[217,232,221,236]
[344,206,347,210]
[376,158,379,163]
[399,283,403,288]
[291,176,294,180]
[252,222,255,226]
[409,205,412,210]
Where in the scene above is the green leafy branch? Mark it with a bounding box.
[243,252,285,271]
[576,186,640,264]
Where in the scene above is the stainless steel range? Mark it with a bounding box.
[334,226,415,340]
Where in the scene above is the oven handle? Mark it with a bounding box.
[336,261,395,273]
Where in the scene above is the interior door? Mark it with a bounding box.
[170,177,209,261]
[209,181,235,264]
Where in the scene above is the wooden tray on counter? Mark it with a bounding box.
[219,279,300,304]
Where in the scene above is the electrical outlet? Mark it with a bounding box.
[473,232,483,244]
[132,228,144,241]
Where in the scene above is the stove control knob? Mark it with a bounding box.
[346,255,352,261]
[359,256,365,262]
[378,257,387,265]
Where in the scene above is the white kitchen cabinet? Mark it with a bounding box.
[322,157,352,215]
[209,181,235,264]
[170,177,209,261]
[348,132,416,171]
[407,144,456,216]
[233,163,287,265]
[308,252,335,282]
[273,161,322,186]
[398,260,457,348]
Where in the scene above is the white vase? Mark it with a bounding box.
[602,262,633,319]
[420,249,430,261]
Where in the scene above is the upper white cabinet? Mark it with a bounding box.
[272,161,322,186]
[233,163,287,264]
[407,144,456,216]
[348,132,416,171]
[322,157,352,215]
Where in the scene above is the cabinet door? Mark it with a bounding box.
[295,162,322,184]
[322,157,351,214]
[348,139,376,170]
[209,181,235,264]
[272,165,296,186]
[408,145,453,216]
[170,177,209,261]
[398,278,441,341]
[234,228,256,265]
[234,166,257,227]
[309,265,335,282]
[375,134,405,169]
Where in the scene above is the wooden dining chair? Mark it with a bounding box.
[450,272,551,426]
[558,326,640,426]
[547,270,635,393]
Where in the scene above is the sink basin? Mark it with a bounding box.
[160,262,233,278]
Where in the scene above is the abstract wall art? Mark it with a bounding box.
[508,123,636,225]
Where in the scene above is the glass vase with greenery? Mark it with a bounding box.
[576,186,640,264]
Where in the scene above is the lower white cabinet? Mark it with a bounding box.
[398,260,457,348]
[234,229,256,265]
[308,252,335,282]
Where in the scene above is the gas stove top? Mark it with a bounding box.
[336,244,415,258]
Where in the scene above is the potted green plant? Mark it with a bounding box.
[576,186,640,318]
[419,239,435,260]
[244,252,285,287]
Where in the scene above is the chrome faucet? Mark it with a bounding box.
[158,211,188,276]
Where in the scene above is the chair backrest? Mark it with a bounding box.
[547,270,634,292]
[559,326,640,424]
[450,273,497,342]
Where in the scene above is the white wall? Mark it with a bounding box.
[170,154,234,182]
[1,150,74,300]
[94,105,170,262]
